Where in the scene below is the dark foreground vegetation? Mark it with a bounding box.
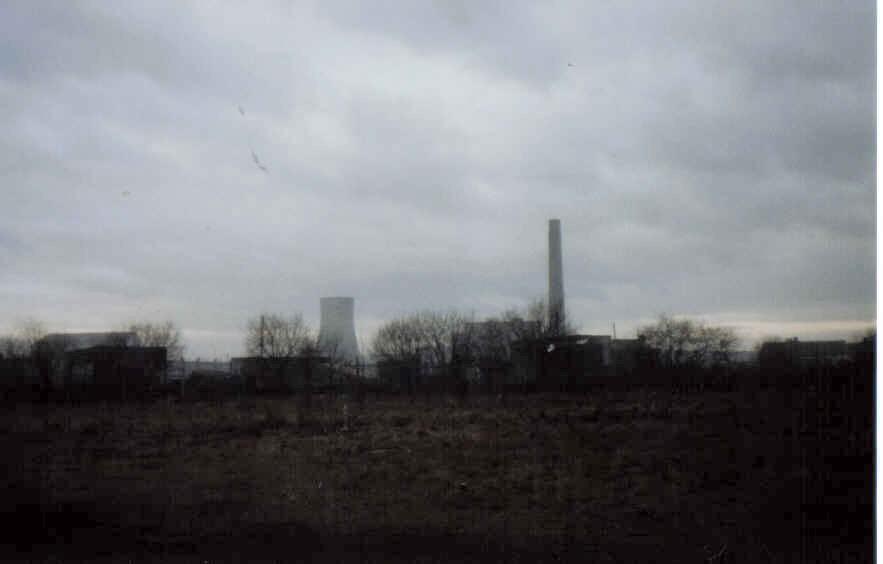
[1,384,872,563]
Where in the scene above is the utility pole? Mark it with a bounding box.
[258,314,265,393]
[259,315,265,358]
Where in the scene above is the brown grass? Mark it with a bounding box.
[0,390,870,562]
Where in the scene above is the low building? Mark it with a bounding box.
[609,338,645,375]
[729,350,758,365]
[39,332,140,352]
[849,335,875,366]
[376,358,422,395]
[511,335,612,392]
[182,369,245,400]
[0,357,40,400]
[758,338,850,370]
[64,346,167,399]
[168,359,232,381]
[471,359,512,394]
[231,355,331,394]
[34,332,166,399]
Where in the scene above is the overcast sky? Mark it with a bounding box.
[0,1,875,359]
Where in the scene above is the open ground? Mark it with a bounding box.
[1,390,871,562]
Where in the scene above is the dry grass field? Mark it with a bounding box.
[0,390,871,562]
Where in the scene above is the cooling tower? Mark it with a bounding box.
[548,219,564,329]
[318,297,360,363]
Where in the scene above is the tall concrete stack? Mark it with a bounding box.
[318,297,360,363]
[548,219,564,332]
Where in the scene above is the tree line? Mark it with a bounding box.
[1,305,741,373]
[636,314,738,369]
[0,319,184,362]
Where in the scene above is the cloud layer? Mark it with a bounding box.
[0,1,875,357]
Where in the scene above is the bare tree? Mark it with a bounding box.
[525,297,575,338]
[313,333,357,392]
[371,315,424,363]
[466,310,545,365]
[18,318,47,353]
[468,318,511,364]
[243,313,315,398]
[372,301,575,370]
[638,314,737,368]
[0,336,25,359]
[417,310,474,369]
[639,314,690,368]
[699,325,739,366]
[128,321,185,361]
[466,298,571,353]
[500,308,544,341]
[0,338,22,359]
[371,310,475,372]
[0,318,47,358]
[245,313,313,359]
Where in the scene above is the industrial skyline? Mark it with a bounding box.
[0,2,875,359]
[0,5,873,561]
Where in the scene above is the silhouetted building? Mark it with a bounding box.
[609,338,656,375]
[848,335,875,367]
[182,369,244,400]
[231,354,330,394]
[758,338,849,370]
[511,335,611,392]
[39,332,140,352]
[0,357,40,400]
[376,358,422,395]
[472,358,512,394]
[168,359,231,380]
[729,350,758,365]
[63,346,167,399]
[32,332,166,399]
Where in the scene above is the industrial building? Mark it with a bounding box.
[39,331,141,352]
[511,335,613,392]
[757,338,851,370]
[376,357,422,395]
[317,297,360,363]
[231,354,331,394]
[32,332,167,400]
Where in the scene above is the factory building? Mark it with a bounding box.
[757,338,851,370]
[506,219,649,391]
[511,335,612,392]
[33,332,166,400]
[231,354,331,394]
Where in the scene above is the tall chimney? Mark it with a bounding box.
[548,219,564,333]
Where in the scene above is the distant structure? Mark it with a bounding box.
[40,332,140,351]
[318,297,360,363]
[168,359,231,381]
[548,219,565,332]
[758,338,850,369]
[231,354,330,394]
[511,334,612,393]
[31,332,166,400]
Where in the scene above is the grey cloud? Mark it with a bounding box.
[318,0,568,86]
[0,1,874,357]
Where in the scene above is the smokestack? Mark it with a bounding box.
[318,297,360,362]
[548,219,564,332]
